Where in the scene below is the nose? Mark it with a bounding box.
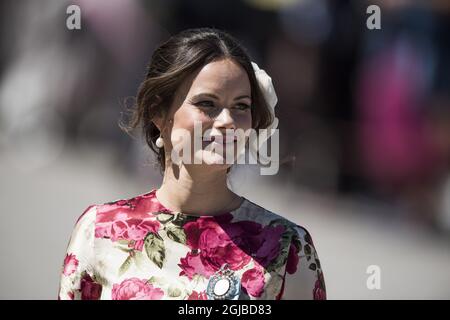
[215,108,236,130]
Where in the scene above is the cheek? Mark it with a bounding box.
[235,112,252,130]
[172,106,209,131]
[170,107,211,148]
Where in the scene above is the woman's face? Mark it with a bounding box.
[162,58,253,172]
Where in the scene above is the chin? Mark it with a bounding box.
[195,151,235,170]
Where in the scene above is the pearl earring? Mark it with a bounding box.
[156,135,164,148]
[156,119,172,148]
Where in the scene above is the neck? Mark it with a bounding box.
[155,162,241,216]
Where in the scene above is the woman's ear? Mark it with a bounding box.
[151,95,164,130]
[152,114,163,131]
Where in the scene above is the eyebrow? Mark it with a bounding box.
[190,93,251,101]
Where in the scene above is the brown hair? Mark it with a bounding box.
[120,27,274,173]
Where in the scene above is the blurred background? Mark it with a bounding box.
[0,0,449,299]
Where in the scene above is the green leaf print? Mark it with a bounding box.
[266,232,292,272]
[165,223,187,244]
[267,230,292,272]
[268,218,288,228]
[147,276,158,284]
[91,270,108,287]
[304,244,312,255]
[132,250,147,269]
[266,220,297,273]
[155,212,174,224]
[147,276,167,287]
[167,285,183,298]
[144,232,166,269]
[316,259,321,269]
[116,246,133,254]
[118,255,132,276]
[292,235,302,253]
[171,212,196,227]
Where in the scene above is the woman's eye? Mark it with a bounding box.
[196,101,215,108]
[236,103,251,110]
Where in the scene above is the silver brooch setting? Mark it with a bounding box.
[206,263,241,300]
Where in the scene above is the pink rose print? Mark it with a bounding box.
[241,266,266,297]
[111,278,164,300]
[63,253,79,276]
[249,224,286,267]
[58,292,74,300]
[286,242,300,274]
[303,229,314,246]
[128,239,144,251]
[80,273,102,300]
[313,272,326,300]
[179,214,285,279]
[187,290,208,300]
[95,194,163,250]
[178,252,216,279]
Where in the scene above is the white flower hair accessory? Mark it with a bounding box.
[251,62,278,114]
[251,61,279,135]
[247,62,279,165]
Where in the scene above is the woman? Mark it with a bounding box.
[58,28,326,300]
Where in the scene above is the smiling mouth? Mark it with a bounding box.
[202,136,237,144]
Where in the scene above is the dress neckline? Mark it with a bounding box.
[149,188,248,218]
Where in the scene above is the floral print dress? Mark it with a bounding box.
[58,189,326,300]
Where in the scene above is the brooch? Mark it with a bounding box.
[206,263,241,300]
